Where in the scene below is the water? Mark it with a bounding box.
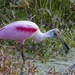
[28,48,75,75]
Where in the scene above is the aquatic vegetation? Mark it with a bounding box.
[0,0,75,74]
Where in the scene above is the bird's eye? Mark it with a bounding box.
[58,31,60,33]
[58,31,60,35]
[54,32,57,36]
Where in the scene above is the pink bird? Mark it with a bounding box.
[0,21,69,61]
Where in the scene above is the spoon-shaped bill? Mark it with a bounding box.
[60,38,69,54]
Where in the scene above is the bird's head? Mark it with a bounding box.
[46,28,69,54]
[46,28,61,38]
[52,28,61,38]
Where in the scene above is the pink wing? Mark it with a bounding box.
[0,22,38,42]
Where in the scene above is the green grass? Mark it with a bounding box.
[0,0,75,74]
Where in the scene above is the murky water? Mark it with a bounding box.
[28,48,75,75]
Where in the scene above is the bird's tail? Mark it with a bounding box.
[0,28,5,31]
[0,27,5,39]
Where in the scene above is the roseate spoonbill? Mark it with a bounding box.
[0,21,69,61]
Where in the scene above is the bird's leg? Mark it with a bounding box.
[14,42,17,50]
[13,42,18,54]
[21,44,26,62]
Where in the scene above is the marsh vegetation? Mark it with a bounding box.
[0,0,75,75]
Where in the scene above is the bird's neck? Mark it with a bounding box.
[32,30,53,42]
